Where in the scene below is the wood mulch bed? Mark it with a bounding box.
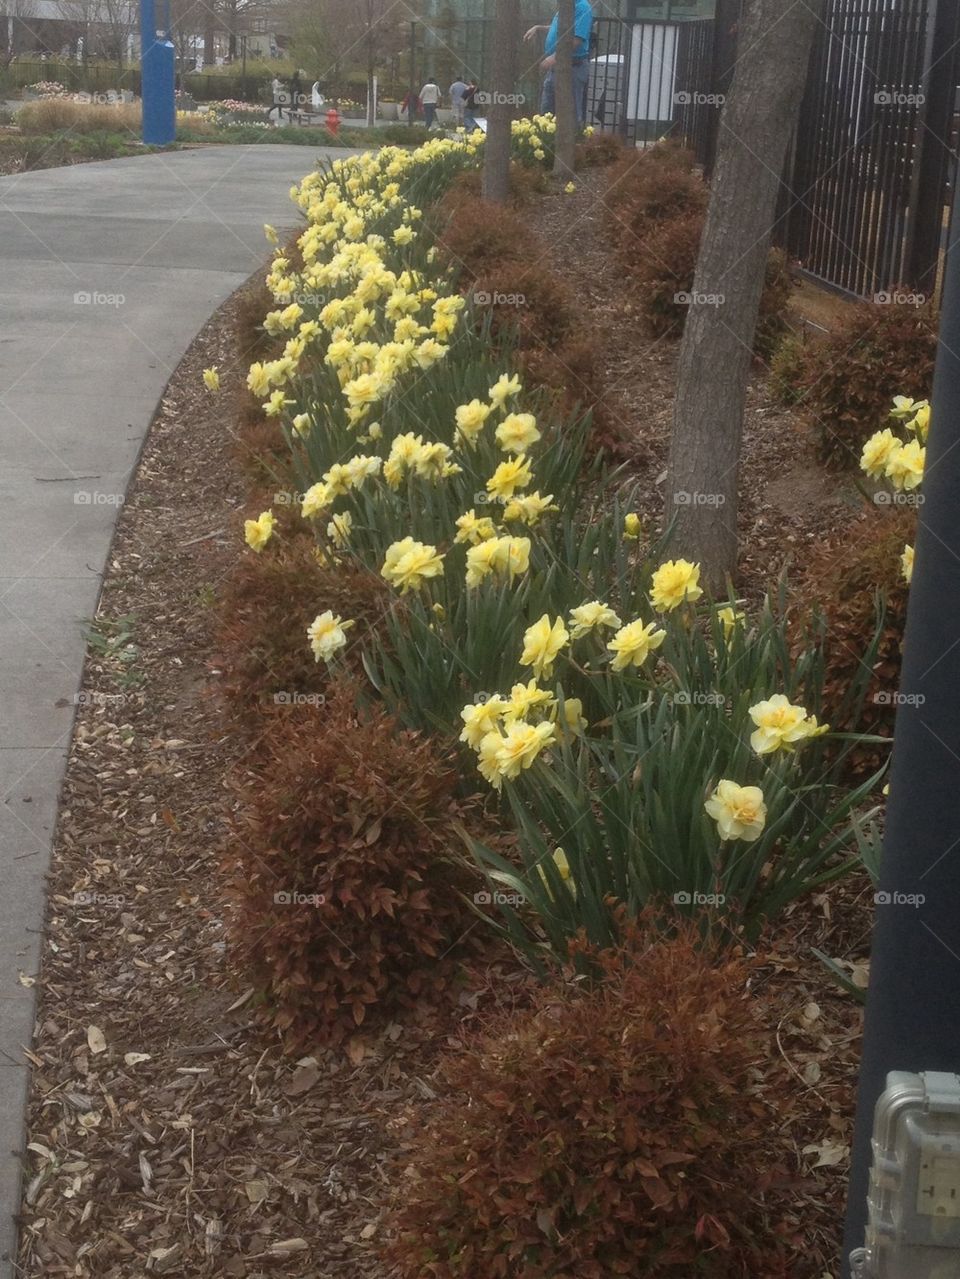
[520,167,859,599]
[18,162,875,1278]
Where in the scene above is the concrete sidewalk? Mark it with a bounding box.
[0,142,350,1277]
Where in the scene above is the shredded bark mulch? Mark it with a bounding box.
[17,167,874,1279]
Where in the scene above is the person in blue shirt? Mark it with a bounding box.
[524,0,594,127]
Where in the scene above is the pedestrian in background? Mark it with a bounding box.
[524,0,595,128]
[449,75,468,126]
[419,78,441,129]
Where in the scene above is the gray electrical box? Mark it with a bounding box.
[852,1071,960,1278]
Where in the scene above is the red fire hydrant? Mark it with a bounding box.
[326,106,341,136]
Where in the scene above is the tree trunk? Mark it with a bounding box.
[664,0,823,591]
[552,0,575,178]
[482,0,519,202]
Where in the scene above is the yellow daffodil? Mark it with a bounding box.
[489,372,522,408]
[494,720,558,780]
[381,537,444,594]
[244,510,275,553]
[487,456,533,501]
[861,428,901,479]
[569,601,622,640]
[455,398,493,446]
[650,559,703,611]
[459,696,508,749]
[503,491,557,526]
[717,606,745,638]
[623,512,642,540]
[748,694,827,755]
[902,543,914,583]
[307,610,353,663]
[301,482,332,520]
[327,511,352,547]
[705,780,767,841]
[495,412,541,454]
[504,678,556,721]
[202,366,220,392]
[455,510,497,545]
[607,619,666,671]
[885,439,925,491]
[520,614,569,681]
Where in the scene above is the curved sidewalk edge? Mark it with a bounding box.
[0,142,350,1278]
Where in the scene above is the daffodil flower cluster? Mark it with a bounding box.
[860,394,927,585]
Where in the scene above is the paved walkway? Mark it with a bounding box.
[0,143,350,1277]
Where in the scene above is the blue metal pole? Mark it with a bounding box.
[140,0,175,145]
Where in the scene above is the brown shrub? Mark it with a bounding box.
[769,299,937,469]
[627,211,792,353]
[234,279,279,362]
[229,397,293,484]
[16,98,141,135]
[791,504,912,774]
[576,131,628,167]
[223,681,476,1046]
[605,149,708,230]
[435,196,530,276]
[216,535,390,723]
[385,920,803,1277]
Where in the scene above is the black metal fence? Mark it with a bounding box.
[781,0,960,301]
[586,17,718,161]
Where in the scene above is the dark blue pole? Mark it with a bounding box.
[841,176,960,1270]
[140,0,175,145]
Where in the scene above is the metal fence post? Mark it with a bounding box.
[903,0,960,296]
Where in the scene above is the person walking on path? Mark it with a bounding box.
[463,80,480,132]
[419,78,441,129]
[524,0,594,127]
[449,76,468,126]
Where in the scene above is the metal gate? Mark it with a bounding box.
[783,0,960,300]
[588,17,717,165]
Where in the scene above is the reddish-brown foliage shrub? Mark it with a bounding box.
[234,280,279,361]
[435,195,530,275]
[217,536,390,723]
[385,922,803,1278]
[576,131,628,167]
[791,505,911,774]
[606,153,708,233]
[626,210,792,354]
[223,681,476,1046]
[768,299,937,468]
